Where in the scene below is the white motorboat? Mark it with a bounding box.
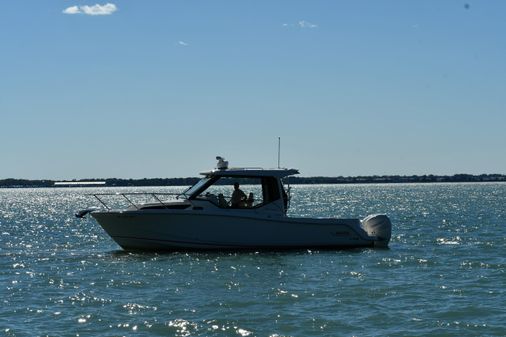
[79,157,392,250]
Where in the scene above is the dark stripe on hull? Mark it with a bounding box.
[111,235,375,251]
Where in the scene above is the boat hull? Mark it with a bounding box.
[91,210,381,250]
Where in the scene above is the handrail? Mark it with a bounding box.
[91,192,184,196]
[91,192,184,210]
[121,194,138,210]
[93,194,111,210]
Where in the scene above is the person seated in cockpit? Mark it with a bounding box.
[218,193,228,208]
[246,193,254,207]
[230,182,247,208]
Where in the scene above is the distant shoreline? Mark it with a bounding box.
[1,174,505,188]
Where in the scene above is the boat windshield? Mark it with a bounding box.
[182,177,213,198]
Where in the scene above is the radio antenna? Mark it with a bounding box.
[277,137,281,169]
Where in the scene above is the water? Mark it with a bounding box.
[1,183,505,336]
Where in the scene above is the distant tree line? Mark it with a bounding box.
[285,174,506,184]
[0,179,55,188]
[0,174,505,188]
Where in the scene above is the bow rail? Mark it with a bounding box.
[91,192,187,210]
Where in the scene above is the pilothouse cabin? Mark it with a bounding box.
[185,163,299,215]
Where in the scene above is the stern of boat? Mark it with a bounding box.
[361,214,392,247]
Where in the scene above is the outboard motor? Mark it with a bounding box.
[361,214,392,247]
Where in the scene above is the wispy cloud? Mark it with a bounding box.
[283,20,318,29]
[63,3,118,16]
[298,20,318,29]
[177,41,189,47]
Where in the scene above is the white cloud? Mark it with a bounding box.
[62,3,118,16]
[62,6,81,15]
[298,20,318,29]
[282,20,318,29]
[177,41,189,47]
[81,3,117,15]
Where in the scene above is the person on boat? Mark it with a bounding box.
[218,193,228,208]
[246,193,255,207]
[230,182,247,207]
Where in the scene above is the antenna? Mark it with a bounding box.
[277,137,281,169]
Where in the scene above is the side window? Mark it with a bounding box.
[195,177,264,208]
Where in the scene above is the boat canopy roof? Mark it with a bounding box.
[200,167,299,179]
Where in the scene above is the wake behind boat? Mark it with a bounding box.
[78,157,392,250]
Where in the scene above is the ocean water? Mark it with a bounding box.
[1,183,505,336]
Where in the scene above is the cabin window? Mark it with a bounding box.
[193,176,281,209]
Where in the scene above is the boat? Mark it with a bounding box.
[77,157,392,250]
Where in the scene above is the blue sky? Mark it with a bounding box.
[1,1,505,179]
